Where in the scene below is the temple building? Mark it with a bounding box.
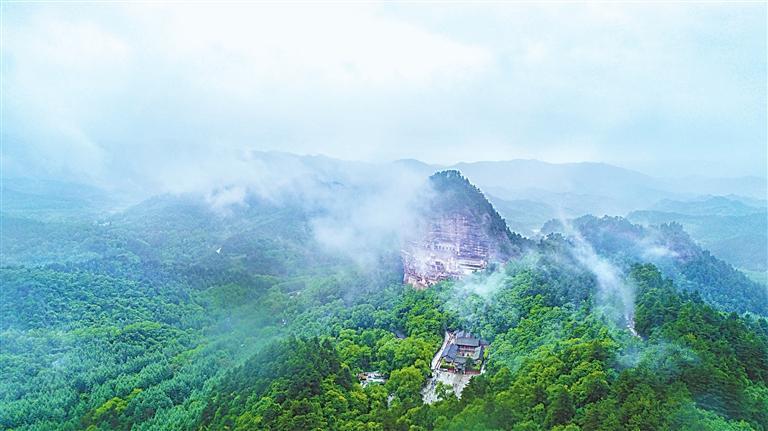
[439,331,488,374]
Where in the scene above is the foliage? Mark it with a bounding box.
[3,190,767,430]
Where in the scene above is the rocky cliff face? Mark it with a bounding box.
[402,170,525,288]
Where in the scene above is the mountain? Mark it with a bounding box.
[9,153,763,224]
[451,160,654,196]
[401,170,528,287]
[4,165,768,431]
[484,195,557,237]
[627,196,768,272]
[0,177,132,221]
[248,152,767,209]
[648,195,765,217]
[628,210,767,272]
[542,215,768,315]
[390,159,768,232]
[656,175,768,200]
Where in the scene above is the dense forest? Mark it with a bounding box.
[5,1,767,429]
[2,179,767,431]
[627,201,767,273]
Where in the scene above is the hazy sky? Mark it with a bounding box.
[2,2,766,190]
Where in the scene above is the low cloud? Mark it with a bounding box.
[557,220,636,331]
[3,2,764,187]
[309,166,434,267]
[440,253,539,329]
[180,153,434,268]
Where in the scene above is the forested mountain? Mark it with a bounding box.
[435,160,766,219]
[386,159,768,278]
[541,215,768,315]
[402,171,531,286]
[5,0,765,429]
[627,197,767,273]
[2,168,767,431]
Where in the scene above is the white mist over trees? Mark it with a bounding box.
[1,3,766,430]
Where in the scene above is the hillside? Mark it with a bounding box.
[2,168,767,431]
[4,3,766,429]
[627,196,767,272]
[542,215,768,315]
[401,170,528,287]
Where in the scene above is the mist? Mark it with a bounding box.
[2,3,766,431]
[3,2,766,192]
[571,238,636,332]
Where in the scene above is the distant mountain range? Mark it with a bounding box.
[646,195,767,217]
[395,157,766,200]
[628,196,767,272]
[4,151,765,275]
[7,152,765,215]
[389,158,766,234]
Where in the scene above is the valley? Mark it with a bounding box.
[4,4,765,429]
[2,164,766,430]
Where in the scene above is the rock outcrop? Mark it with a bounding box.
[402,170,525,288]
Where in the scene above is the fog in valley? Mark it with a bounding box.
[2,3,767,431]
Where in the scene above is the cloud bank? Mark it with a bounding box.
[3,2,766,191]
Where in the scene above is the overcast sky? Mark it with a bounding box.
[2,2,766,191]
